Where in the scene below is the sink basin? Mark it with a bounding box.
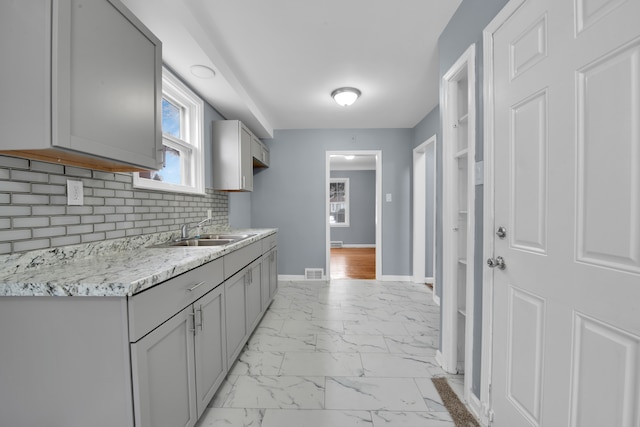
[199,233,254,240]
[171,239,234,247]
[150,233,255,248]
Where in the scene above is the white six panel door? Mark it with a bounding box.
[490,0,640,425]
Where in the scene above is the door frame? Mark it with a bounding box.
[440,42,478,412]
[413,136,438,302]
[481,1,528,425]
[325,150,382,280]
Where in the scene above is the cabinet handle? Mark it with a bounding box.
[188,311,196,333]
[242,176,246,188]
[198,305,204,331]
[188,281,206,292]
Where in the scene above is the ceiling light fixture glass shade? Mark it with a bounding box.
[331,87,361,106]
[190,65,216,79]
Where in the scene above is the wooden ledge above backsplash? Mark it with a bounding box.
[0,149,152,173]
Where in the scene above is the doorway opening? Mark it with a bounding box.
[325,151,382,281]
[413,135,438,302]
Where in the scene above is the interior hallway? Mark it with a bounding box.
[198,279,463,426]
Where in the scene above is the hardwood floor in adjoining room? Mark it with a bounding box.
[330,248,375,280]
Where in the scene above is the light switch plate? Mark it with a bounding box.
[67,180,84,206]
[385,193,392,202]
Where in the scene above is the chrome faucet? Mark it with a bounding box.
[180,218,211,239]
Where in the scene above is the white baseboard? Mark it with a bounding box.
[278,274,328,282]
[341,244,376,248]
[379,275,412,282]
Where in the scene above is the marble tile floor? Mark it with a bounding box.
[197,279,464,427]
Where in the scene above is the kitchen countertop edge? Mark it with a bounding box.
[0,228,277,298]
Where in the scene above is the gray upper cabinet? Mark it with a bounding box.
[0,0,162,172]
[212,120,255,191]
[251,135,270,168]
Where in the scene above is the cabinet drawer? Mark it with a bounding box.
[128,258,224,342]
[261,233,277,252]
[223,241,262,279]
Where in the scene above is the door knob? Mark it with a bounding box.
[496,226,506,239]
[487,256,506,270]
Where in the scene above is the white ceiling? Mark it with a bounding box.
[123,0,462,138]
[330,155,377,171]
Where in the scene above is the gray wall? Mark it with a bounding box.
[437,0,509,398]
[228,192,252,229]
[329,170,376,245]
[251,129,412,277]
[412,106,440,282]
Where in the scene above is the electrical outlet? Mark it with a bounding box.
[67,180,84,206]
[207,209,212,219]
[386,193,392,202]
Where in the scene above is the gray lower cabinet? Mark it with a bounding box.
[130,272,227,427]
[225,270,247,364]
[0,232,277,427]
[268,249,279,300]
[131,306,198,427]
[245,259,262,333]
[194,286,227,417]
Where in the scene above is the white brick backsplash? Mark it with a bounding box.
[32,183,66,194]
[13,217,49,228]
[0,155,228,253]
[32,206,66,215]
[51,216,81,226]
[67,225,93,235]
[3,206,31,216]
[12,194,48,204]
[13,239,50,252]
[0,229,32,240]
[11,170,49,182]
[65,166,92,177]
[0,156,29,169]
[30,160,65,174]
[81,232,106,243]
[1,181,31,192]
[51,235,81,246]
[33,227,67,238]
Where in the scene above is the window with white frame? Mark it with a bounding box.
[134,67,205,194]
[329,178,349,226]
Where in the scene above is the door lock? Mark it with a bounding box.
[496,226,506,239]
[487,256,506,270]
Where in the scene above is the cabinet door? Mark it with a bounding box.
[260,254,271,311]
[131,306,197,427]
[269,249,278,299]
[224,272,247,363]
[239,126,253,191]
[55,0,162,170]
[194,286,227,418]
[245,260,262,333]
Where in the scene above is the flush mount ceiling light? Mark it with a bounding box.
[190,65,216,79]
[331,87,361,107]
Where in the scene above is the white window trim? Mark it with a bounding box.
[330,177,350,227]
[133,67,205,195]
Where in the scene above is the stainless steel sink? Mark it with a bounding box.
[150,233,255,248]
[199,233,254,240]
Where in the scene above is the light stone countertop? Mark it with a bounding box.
[0,228,276,297]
